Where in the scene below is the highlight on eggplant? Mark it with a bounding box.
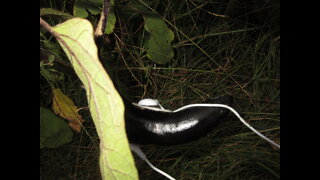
[124,95,233,146]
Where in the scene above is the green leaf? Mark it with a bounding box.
[73,0,116,35]
[40,55,65,81]
[51,18,138,180]
[105,0,116,34]
[40,66,65,81]
[42,40,66,62]
[40,8,73,17]
[47,54,55,63]
[122,0,174,64]
[143,15,174,64]
[105,10,116,34]
[73,0,88,18]
[73,0,103,18]
[40,107,73,148]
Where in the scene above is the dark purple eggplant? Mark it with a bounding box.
[124,95,233,146]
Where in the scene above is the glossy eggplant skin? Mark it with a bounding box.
[124,95,233,146]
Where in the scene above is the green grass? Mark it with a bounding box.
[40,0,280,179]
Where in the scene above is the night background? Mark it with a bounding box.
[40,0,280,179]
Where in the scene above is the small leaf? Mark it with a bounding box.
[105,10,116,34]
[122,0,174,64]
[143,15,174,64]
[73,0,88,18]
[52,88,85,133]
[74,0,103,18]
[47,54,55,63]
[74,0,116,34]
[40,66,65,81]
[105,0,116,34]
[40,55,65,81]
[40,107,73,148]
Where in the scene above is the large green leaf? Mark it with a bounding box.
[40,107,73,149]
[51,18,138,180]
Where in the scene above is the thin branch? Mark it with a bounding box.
[40,17,56,37]
[94,0,110,38]
[40,17,68,48]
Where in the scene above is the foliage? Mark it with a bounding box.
[41,17,139,179]
[40,0,280,179]
[123,0,175,64]
[52,88,85,133]
[40,107,73,148]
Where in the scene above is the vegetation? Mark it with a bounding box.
[40,0,280,179]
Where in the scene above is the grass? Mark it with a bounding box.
[40,0,280,179]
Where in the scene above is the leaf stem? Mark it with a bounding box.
[40,17,67,48]
[94,0,110,38]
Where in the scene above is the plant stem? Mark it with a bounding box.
[94,0,110,38]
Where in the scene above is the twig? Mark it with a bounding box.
[40,17,69,51]
[94,0,110,38]
[40,17,57,37]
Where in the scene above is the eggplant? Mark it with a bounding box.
[124,95,233,145]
